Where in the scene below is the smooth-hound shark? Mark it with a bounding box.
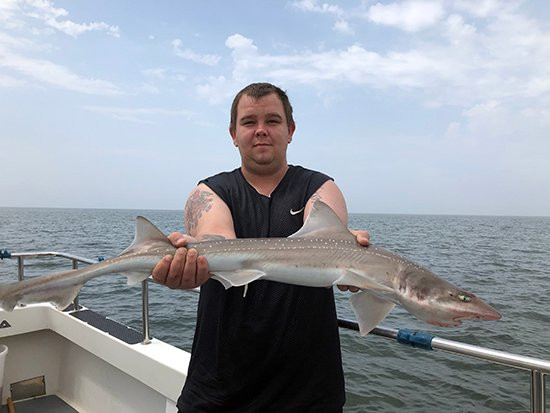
[0,201,501,335]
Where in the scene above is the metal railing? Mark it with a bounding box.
[5,251,99,310]
[1,250,548,412]
[338,319,548,413]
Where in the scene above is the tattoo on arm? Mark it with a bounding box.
[310,192,322,204]
[185,190,214,235]
[199,234,227,241]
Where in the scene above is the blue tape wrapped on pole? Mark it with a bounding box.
[0,250,11,260]
[397,329,434,350]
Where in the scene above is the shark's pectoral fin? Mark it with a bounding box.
[211,269,266,289]
[47,283,85,310]
[121,271,150,286]
[350,291,395,336]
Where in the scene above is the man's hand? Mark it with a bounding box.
[152,232,210,289]
[337,229,370,293]
[352,229,370,247]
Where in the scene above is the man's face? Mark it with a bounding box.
[230,93,295,174]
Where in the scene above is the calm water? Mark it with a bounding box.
[1,207,549,412]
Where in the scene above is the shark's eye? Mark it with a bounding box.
[458,294,472,303]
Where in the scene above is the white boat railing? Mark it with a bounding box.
[1,249,548,413]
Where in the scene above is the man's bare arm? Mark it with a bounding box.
[152,184,235,289]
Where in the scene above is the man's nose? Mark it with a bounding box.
[255,123,267,136]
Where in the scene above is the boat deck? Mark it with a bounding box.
[1,395,78,412]
[0,304,190,413]
[70,308,143,344]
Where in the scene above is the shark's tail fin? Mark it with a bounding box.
[0,279,84,312]
[0,283,19,312]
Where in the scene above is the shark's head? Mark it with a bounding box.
[395,265,501,327]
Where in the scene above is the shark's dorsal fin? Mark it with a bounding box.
[119,216,173,256]
[289,200,356,242]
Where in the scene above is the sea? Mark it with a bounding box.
[0,207,549,412]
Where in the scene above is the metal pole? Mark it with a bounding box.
[531,370,546,413]
[17,256,24,281]
[432,337,550,373]
[141,279,151,344]
[72,259,80,311]
[338,319,550,412]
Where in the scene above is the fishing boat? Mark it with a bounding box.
[0,250,188,413]
[0,249,548,413]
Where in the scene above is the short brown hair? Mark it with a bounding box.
[229,82,295,133]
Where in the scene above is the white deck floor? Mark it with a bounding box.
[0,304,190,413]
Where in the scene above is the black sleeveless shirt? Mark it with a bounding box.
[177,165,345,413]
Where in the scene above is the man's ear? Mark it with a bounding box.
[288,122,296,144]
[229,127,238,147]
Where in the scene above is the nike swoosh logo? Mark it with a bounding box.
[290,207,305,215]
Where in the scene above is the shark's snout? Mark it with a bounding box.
[452,306,501,325]
[481,309,502,321]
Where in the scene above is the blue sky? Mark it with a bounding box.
[1,0,549,216]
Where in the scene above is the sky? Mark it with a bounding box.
[1,0,549,216]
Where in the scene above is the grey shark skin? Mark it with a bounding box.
[0,223,176,313]
[0,201,501,335]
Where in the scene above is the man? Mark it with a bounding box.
[153,83,369,412]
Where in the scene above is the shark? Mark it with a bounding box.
[0,201,501,335]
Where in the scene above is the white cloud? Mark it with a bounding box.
[172,38,221,66]
[141,67,188,84]
[142,67,167,79]
[0,6,122,95]
[334,19,354,35]
[463,100,502,119]
[21,0,119,37]
[211,1,550,108]
[25,0,67,19]
[0,46,122,95]
[0,31,39,50]
[134,83,160,95]
[225,34,257,55]
[292,0,353,35]
[196,76,238,105]
[366,1,445,32]
[451,0,517,18]
[521,106,550,125]
[84,106,195,123]
[221,33,452,89]
[0,72,26,87]
[443,14,476,45]
[45,19,119,38]
[443,99,550,188]
[291,0,343,16]
[0,0,23,29]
